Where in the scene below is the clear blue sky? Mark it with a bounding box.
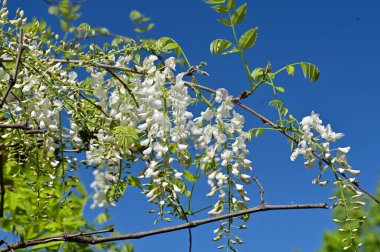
[6,0,380,251]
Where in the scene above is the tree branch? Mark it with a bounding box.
[253,176,265,205]
[0,58,139,74]
[0,203,327,251]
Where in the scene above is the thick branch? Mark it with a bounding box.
[0,203,327,251]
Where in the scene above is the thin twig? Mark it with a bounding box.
[0,124,30,130]
[0,203,327,251]
[78,93,110,118]
[62,149,81,153]
[0,58,139,74]
[107,70,139,107]
[24,130,45,135]
[253,176,265,205]
[64,227,114,238]
[0,29,24,109]
[0,240,13,252]
[0,125,45,134]
[174,198,192,252]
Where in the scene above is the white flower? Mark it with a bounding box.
[235,183,244,191]
[165,57,176,70]
[346,169,360,176]
[221,149,233,166]
[175,172,183,179]
[338,146,350,154]
[90,170,117,209]
[215,88,229,103]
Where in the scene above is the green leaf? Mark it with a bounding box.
[48,6,58,15]
[210,39,233,55]
[183,170,197,183]
[255,128,264,137]
[286,64,295,76]
[222,46,239,54]
[299,62,320,82]
[60,20,69,31]
[96,212,110,224]
[129,10,142,21]
[231,3,247,25]
[113,125,139,153]
[275,86,285,92]
[238,27,258,50]
[77,23,93,38]
[146,23,155,31]
[217,18,231,27]
[227,0,236,10]
[128,175,141,188]
[96,27,110,35]
[211,5,228,13]
[107,181,127,202]
[251,68,263,80]
[164,42,178,50]
[205,0,226,4]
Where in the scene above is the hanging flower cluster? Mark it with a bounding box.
[290,111,360,183]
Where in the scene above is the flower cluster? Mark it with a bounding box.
[192,88,252,215]
[291,111,360,184]
[90,169,117,209]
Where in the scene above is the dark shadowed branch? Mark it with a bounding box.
[0,203,328,251]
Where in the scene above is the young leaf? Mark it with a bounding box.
[299,62,320,82]
[164,42,179,50]
[238,27,258,50]
[286,64,295,76]
[77,23,93,38]
[205,0,226,4]
[231,3,247,25]
[210,39,233,55]
[211,5,228,13]
[222,46,239,54]
[275,86,285,92]
[227,0,236,11]
[217,18,231,27]
[183,170,197,183]
[113,125,139,153]
[129,10,142,21]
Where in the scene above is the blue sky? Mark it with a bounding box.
[6,0,380,251]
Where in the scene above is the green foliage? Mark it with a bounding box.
[300,62,320,82]
[238,27,258,50]
[0,153,87,249]
[129,10,155,34]
[283,62,320,82]
[113,125,139,154]
[231,3,247,25]
[210,39,233,55]
[48,0,81,31]
[77,22,96,38]
[317,181,380,252]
